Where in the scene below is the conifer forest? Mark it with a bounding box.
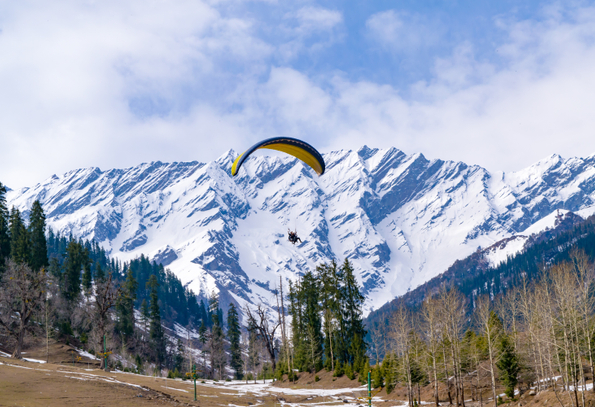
[5,179,595,407]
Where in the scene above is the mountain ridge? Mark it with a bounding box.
[7,146,595,314]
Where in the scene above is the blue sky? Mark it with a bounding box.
[2,0,595,188]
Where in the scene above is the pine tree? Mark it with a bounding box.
[140,298,150,328]
[198,321,209,377]
[48,256,61,280]
[496,333,519,398]
[147,274,166,368]
[28,200,48,272]
[199,300,209,327]
[9,207,29,266]
[174,338,185,373]
[187,291,201,327]
[288,280,305,371]
[62,241,88,304]
[82,261,92,294]
[371,363,384,388]
[227,303,243,379]
[341,259,367,368]
[209,293,226,379]
[198,321,208,345]
[382,353,396,394]
[317,260,341,371]
[116,268,138,346]
[0,182,10,276]
[95,261,105,282]
[301,271,323,373]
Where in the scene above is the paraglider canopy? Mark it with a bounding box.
[231,137,325,177]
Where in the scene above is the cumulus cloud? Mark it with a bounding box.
[0,0,267,187]
[2,1,595,188]
[232,4,595,173]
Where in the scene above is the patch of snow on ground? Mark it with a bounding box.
[0,350,46,364]
[22,357,47,364]
[75,348,100,361]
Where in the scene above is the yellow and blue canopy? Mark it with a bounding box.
[231,137,325,177]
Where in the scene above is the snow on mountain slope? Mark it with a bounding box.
[7,147,595,314]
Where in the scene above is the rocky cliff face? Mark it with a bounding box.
[7,147,595,314]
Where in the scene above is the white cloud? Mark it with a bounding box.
[275,6,343,61]
[295,6,342,33]
[365,9,441,51]
[3,1,595,189]
[0,0,268,187]
[231,5,595,173]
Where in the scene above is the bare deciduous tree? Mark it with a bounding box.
[421,296,443,407]
[91,273,120,368]
[245,303,280,371]
[391,305,415,407]
[0,261,48,358]
[475,295,500,407]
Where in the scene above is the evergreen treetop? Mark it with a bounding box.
[227,303,243,380]
[9,207,30,266]
[28,200,48,272]
[0,182,10,275]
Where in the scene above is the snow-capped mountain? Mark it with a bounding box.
[7,147,595,314]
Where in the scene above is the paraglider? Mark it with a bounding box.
[231,136,325,177]
[231,136,324,248]
[287,229,302,245]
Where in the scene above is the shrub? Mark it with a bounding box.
[314,375,320,382]
[333,361,344,377]
[344,363,355,381]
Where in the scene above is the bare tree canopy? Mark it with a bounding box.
[245,303,280,371]
[0,260,48,358]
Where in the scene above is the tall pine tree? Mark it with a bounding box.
[227,303,243,379]
[82,261,92,294]
[317,260,341,371]
[62,241,89,304]
[147,274,166,369]
[9,207,29,266]
[0,182,10,276]
[94,261,105,282]
[209,293,226,379]
[116,268,138,346]
[28,200,48,272]
[301,271,323,373]
[496,333,520,398]
[340,259,367,371]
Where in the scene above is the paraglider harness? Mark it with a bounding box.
[288,229,302,245]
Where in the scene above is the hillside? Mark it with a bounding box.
[366,209,595,351]
[7,147,595,314]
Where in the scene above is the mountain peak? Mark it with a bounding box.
[215,149,237,174]
[8,148,595,315]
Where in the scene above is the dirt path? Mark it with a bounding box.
[1,356,403,406]
[0,356,270,406]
